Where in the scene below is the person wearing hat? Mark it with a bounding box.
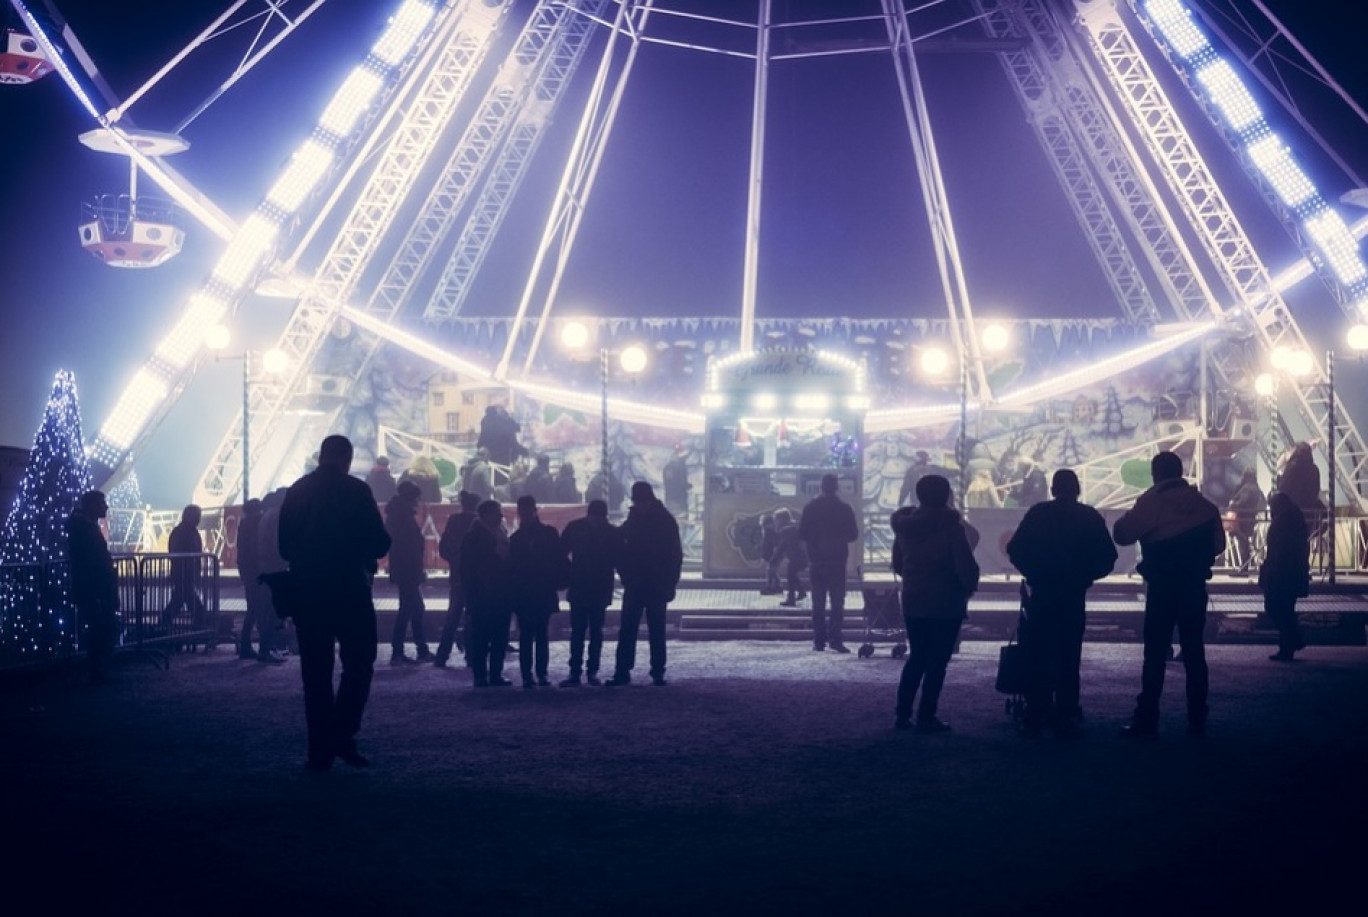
[434,490,481,667]
[385,480,432,665]
[67,490,120,683]
[606,482,683,686]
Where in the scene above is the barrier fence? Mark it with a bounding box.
[0,553,220,671]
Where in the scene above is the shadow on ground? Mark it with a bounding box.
[5,641,1367,915]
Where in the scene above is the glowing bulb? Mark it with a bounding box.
[981,323,1010,353]
[1348,324,1368,352]
[1254,373,1275,397]
[920,347,950,377]
[619,346,647,375]
[1287,350,1314,377]
[560,320,590,351]
[261,349,290,375]
[204,324,231,351]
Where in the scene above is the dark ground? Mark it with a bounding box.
[5,638,1367,916]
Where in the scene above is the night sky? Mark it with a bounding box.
[2,0,1367,507]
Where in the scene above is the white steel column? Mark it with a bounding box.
[739,0,772,353]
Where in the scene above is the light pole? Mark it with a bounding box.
[920,322,1010,512]
[560,320,647,494]
[206,325,288,503]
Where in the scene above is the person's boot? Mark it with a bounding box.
[390,649,414,666]
[780,592,798,608]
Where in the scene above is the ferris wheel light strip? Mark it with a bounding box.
[1142,0,1368,315]
[88,0,444,473]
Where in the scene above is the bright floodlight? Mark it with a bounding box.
[1196,60,1261,132]
[372,1,436,67]
[1303,211,1368,285]
[1247,136,1315,209]
[560,320,590,351]
[319,67,383,137]
[261,348,290,375]
[1270,345,1292,371]
[619,345,648,375]
[1348,324,1368,352]
[920,347,950,377]
[1287,350,1314,377]
[1145,0,1207,59]
[981,323,1010,353]
[203,323,232,352]
[212,214,279,291]
[266,140,334,214]
[99,369,168,450]
[155,294,228,368]
[1254,373,1275,397]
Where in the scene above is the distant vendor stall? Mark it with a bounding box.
[701,349,868,578]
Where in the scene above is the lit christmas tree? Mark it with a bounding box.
[0,371,92,659]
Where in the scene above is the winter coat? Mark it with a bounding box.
[776,520,807,571]
[798,493,859,566]
[1113,479,1225,584]
[1006,497,1117,596]
[279,464,391,605]
[167,520,204,588]
[891,505,979,620]
[438,509,477,581]
[398,470,441,504]
[385,496,427,587]
[509,517,565,616]
[1228,480,1267,521]
[1279,453,1321,513]
[617,497,683,604]
[1259,493,1310,598]
[523,467,555,505]
[67,511,117,609]
[237,509,263,579]
[760,524,780,565]
[463,459,494,500]
[365,465,397,503]
[460,520,510,617]
[561,516,622,608]
[553,470,581,504]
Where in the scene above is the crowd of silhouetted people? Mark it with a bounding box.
[64,434,1320,770]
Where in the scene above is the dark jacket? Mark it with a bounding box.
[553,469,581,504]
[1228,480,1267,522]
[509,517,565,615]
[460,521,510,616]
[1279,453,1321,513]
[237,508,262,579]
[438,509,477,588]
[776,519,806,570]
[385,495,427,587]
[1259,493,1310,598]
[1113,479,1225,584]
[167,519,204,587]
[1006,497,1117,595]
[279,464,391,605]
[523,467,555,505]
[617,498,683,604]
[366,464,397,503]
[891,505,979,620]
[67,511,117,609]
[760,524,780,566]
[798,492,859,566]
[561,515,622,607]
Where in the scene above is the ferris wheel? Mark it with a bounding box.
[10,0,1368,511]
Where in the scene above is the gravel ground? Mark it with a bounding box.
[5,639,1367,916]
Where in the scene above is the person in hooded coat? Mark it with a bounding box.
[1260,491,1310,662]
[890,474,979,733]
[1113,451,1226,738]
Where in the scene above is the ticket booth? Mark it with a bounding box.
[701,349,868,578]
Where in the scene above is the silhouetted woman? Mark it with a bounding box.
[1260,492,1309,661]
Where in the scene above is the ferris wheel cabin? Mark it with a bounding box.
[0,28,51,84]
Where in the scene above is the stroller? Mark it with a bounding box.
[857,586,907,659]
[995,583,1029,722]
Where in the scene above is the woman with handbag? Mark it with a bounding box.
[1260,492,1310,662]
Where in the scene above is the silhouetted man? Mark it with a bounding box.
[1113,451,1225,738]
[477,405,527,466]
[279,435,391,772]
[891,475,979,733]
[434,490,480,667]
[366,455,397,503]
[462,499,513,687]
[67,490,119,683]
[237,499,281,663]
[160,504,208,632]
[1006,469,1117,738]
[559,499,622,686]
[509,495,563,688]
[798,473,860,653]
[386,480,431,665]
[607,482,682,686]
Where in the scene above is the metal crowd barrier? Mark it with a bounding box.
[0,553,221,672]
